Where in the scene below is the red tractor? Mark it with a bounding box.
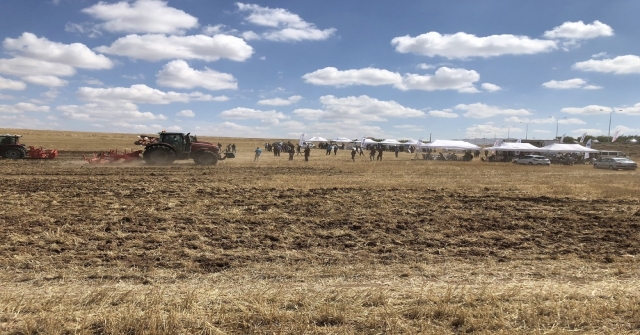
[139,132,233,166]
[0,134,58,159]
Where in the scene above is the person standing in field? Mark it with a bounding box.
[394,146,399,158]
[326,145,332,155]
[288,146,295,161]
[254,147,262,161]
[297,144,302,156]
[377,146,383,161]
[304,145,311,161]
[359,146,364,156]
[351,147,357,162]
[369,146,376,161]
[333,145,338,155]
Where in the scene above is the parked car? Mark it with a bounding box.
[513,155,551,165]
[593,157,638,170]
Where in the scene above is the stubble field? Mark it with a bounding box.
[1,129,640,334]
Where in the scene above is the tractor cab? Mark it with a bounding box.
[0,134,21,145]
[157,132,193,158]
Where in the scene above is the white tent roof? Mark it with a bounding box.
[362,138,379,144]
[419,140,480,150]
[333,137,353,142]
[306,136,328,142]
[401,139,418,145]
[485,142,540,151]
[537,143,599,153]
[380,139,400,144]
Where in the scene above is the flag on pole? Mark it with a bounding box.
[361,136,366,148]
[580,132,587,143]
[560,134,566,143]
[299,133,306,147]
[612,130,621,142]
[417,137,423,146]
[585,139,592,159]
[516,138,521,143]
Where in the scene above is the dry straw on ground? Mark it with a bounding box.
[1,129,639,334]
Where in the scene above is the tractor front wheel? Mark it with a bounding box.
[194,151,218,165]
[143,146,176,165]
[3,148,26,159]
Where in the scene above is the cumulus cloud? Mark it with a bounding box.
[573,55,640,74]
[391,31,557,59]
[3,32,113,69]
[617,103,640,116]
[76,84,223,104]
[81,0,198,35]
[156,60,237,91]
[302,66,480,92]
[302,67,402,86]
[95,34,253,62]
[293,95,424,121]
[465,124,511,138]
[455,103,531,118]
[177,109,195,117]
[543,20,613,40]
[236,3,336,42]
[561,105,613,115]
[398,67,480,92]
[21,75,68,87]
[0,102,50,114]
[542,78,602,90]
[257,95,302,106]
[481,83,502,92]
[0,76,26,90]
[571,128,603,135]
[429,109,459,118]
[417,63,434,70]
[504,116,586,125]
[0,57,76,77]
[219,107,288,121]
[57,102,166,121]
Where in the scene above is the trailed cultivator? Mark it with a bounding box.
[0,134,58,159]
[83,149,143,164]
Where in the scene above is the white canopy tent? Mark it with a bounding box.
[484,142,540,151]
[333,137,353,143]
[306,136,328,142]
[380,139,400,145]
[400,139,419,145]
[536,143,599,153]
[419,140,480,150]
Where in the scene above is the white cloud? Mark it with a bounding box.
[573,55,640,74]
[177,109,195,117]
[302,67,402,86]
[429,109,459,118]
[561,105,612,115]
[417,63,434,70]
[84,78,104,86]
[22,75,68,87]
[76,84,222,104]
[0,76,26,90]
[95,34,253,62]
[306,120,386,138]
[465,124,510,138]
[195,121,260,137]
[504,116,586,125]
[0,94,15,100]
[542,78,603,90]
[397,67,480,92]
[156,60,237,91]
[481,83,502,92]
[112,122,181,132]
[533,130,551,133]
[219,107,288,120]
[123,74,145,80]
[591,52,609,58]
[0,102,49,114]
[257,95,302,106]
[3,32,113,69]
[0,57,76,77]
[64,22,103,38]
[294,95,424,121]
[201,24,226,36]
[455,103,531,118]
[543,20,613,40]
[303,66,480,92]
[571,128,603,135]
[81,0,198,35]
[618,103,640,116]
[391,31,557,59]
[57,102,166,121]
[236,3,336,42]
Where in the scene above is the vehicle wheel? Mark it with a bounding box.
[194,151,218,165]
[528,162,533,165]
[3,147,26,159]
[593,164,597,169]
[143,146,176,165]
[608,165,615,170]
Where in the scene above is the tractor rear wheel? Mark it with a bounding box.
[3,147,26,159]
[194,151,218,165]
[143,146,176,165]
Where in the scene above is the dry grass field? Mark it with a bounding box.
[1,128,640,334]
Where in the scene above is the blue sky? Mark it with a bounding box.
[1,0,639,141]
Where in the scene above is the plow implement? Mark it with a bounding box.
[27,146,58,159]
[83,149,142,164]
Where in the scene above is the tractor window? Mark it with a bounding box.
[1,137,15,145]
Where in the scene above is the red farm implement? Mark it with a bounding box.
[83,149,143,164]
[27,146,58,159]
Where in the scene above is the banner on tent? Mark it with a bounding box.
[299,133,305,147]
[580,132,587,143]
[585,139,592,159]
[612,130,621,142]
